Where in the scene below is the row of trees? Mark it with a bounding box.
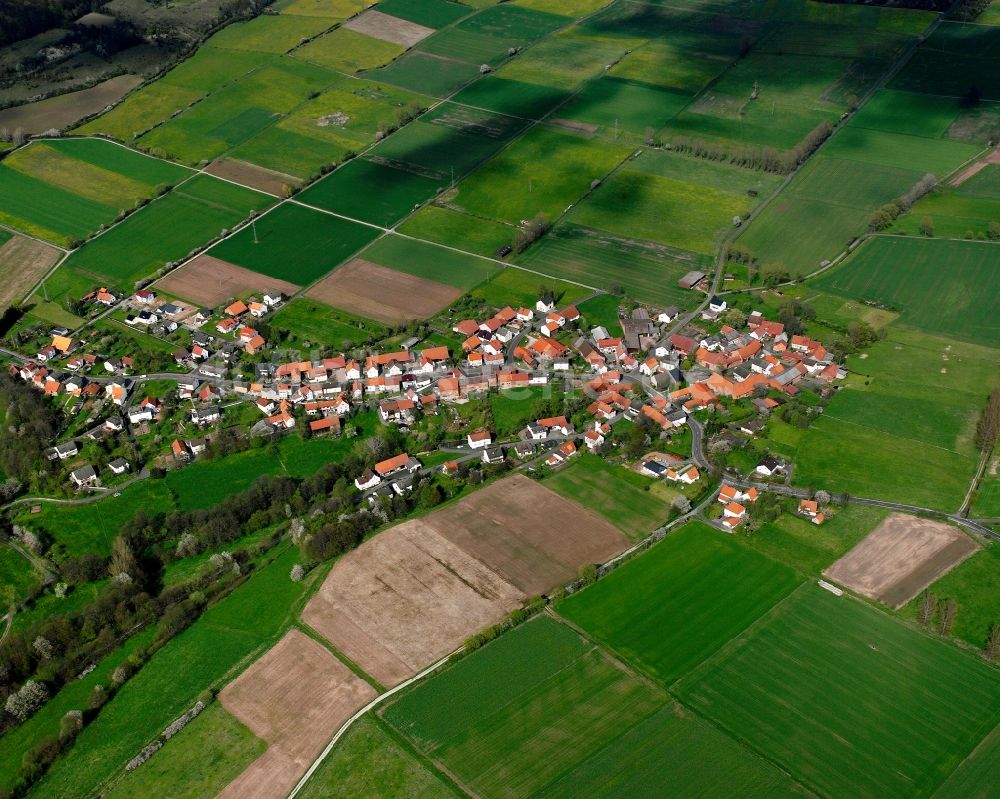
[867,174,937,232]
[670,121,832,175]
[974,385,1000,451]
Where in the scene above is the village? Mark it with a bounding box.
[5,275,848,532]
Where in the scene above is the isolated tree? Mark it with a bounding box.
[672,495,692,514]
[32,636,54,660]
[985,623,1000,661]
[814,489,831,506]
[937,598,957,636]
[918,591,937,628]
[289,564,305,583]
[5,680,48,721]
[578,563,598,586]
[919,216,934,237]
[721,308,747,328]
[989,220,1000,241]
[109,536,140,584]
[175,532,198,558]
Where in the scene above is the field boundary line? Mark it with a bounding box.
[0,222,69,254]
[286,651,455,799]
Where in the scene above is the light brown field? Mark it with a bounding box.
[306,258,462,324]
[0,234,62,310]
[0,75,142,134]
[343,9,434,46]
[203,158,295,196]
[824,513,979,609]
[155,254,300,308]
[216,629,376,799]
[302,520,525,687]
[302,476,630,686]
[431,474,630,595]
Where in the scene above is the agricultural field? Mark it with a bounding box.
[209,202,380,285]
[398,205,516,257]
[29,547,315,799]
[815,237,1000,344]
[544,454,671,539]
[890,22,1000,102]
[451,76,572,120]
[796,327,999,511]
[357,234,501,290]
[57,174,270,290]
[558,521,802,684]
[676,585,1000,799]
[470,266,592,309]
[0,546,40,605]
[271,298,386,349]
[498,28,638,91]
[0,234,62,311]
[294,27,405,74]
[155,254,301,308]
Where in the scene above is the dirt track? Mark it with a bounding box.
[949,148,1000,187]
[0,234,62,309]
[343,9,434,46]
[824,513,978,609]
[216,629,376,799]
[156,254,300,308]
[306,258,462,324]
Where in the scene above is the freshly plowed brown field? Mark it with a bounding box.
[155,254,300,307]
[216,629,376,799]
[343,9,434,46]
[203,158,294,196]
[0,234,62,309]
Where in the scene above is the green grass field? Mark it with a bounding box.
[677,584,1000,799]
[470,266,591,309]
[372,52,480,97]
[209,202,380,284]
[849,89,962,139]
[890,21,1000,101]
[76,82,207,142]
[544,454,670,540]
[892,189,1000,239]
[65,174,270,287]
[576,293,621,330]
[815,237,1000,344]
[558,521,802,684]
[823,126,981,176]
[206,12,336,54]
[297,716,460,799]
[901,543,1000,650]
[933,720,1000,799]
[102,702,264,799]
[516,223,705,306]
[18,479,176,559]
[382,616,668,799]
[974,467,1000,517]
[294,28,404,74]
[498,29,636,90]
[555,77,690,138]
[449,126,630,225]
[451,76,571,120]
[272,298,386,348]
[297,158,444,226]
[610,40,733,94]
[358,234,500,289]
[29,547,312,799]
[0,545,40,604]
[377,0,471,27]
[398,205,516,257]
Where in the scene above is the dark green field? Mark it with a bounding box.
[677,585,1000,799]
[209,203,380,284]
[359,234,501,289]
[451,76,572,120]
[297,159,445,227]
[558,522,802,684]
[372,52,480,97]
[814,237,1000,344]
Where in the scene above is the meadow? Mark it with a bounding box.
[209,202,380,284]
[448,126,630,225]
[822,126,980,176]
[372,52,480,97]
[470,266,591,309]
[377,0,471,28]
[676,585,1000,799]
[297,158,444,226]
[294,27,405,74]
[382,616,667,799]
[932,721,1000,799]
[544,454,670,540]
[498,28,637,91]
[271,298,386,349]
[974,471,1000,518]
[516,223,705,306]
[558,521,802,684]
[206,13,336,55]
[556,77,690,139]
[815,237,1000,344]
[0,166,115,246]
[892,189,1000,240]
[610,39,730,95]
[0,546,39,604]
[398,205,515,257]
[29,547,314,799]
[889,22,1000,102]
[296,716,460,799]
[359,234,500,289]
[63,174,271,287]
[451,76,571,120]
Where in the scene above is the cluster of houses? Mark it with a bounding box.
[716,483,760,530]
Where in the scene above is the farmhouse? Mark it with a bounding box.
[468,429,492,449]
[69,465,99,487]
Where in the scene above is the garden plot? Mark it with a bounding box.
[343,9,435,46]
[155,255,301,308]
[824,513,978,609]
[217,629,377,799]
[306,257,462,323]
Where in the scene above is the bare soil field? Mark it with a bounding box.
[824,513,978,609]
[203,158,294,196]
[343,9,434,46]
[306,258,461,324]
[217,629,377,799]
[0,75,143,134]
[0,234,62,309]
[155,254,300,307]
[302,521,525,687]
[431,474,630,595]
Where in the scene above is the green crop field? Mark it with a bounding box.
[421,28,514,67]
[76,83,207,142]
[498,29,635,91]
[295,28,404,74]
[822,127,981,176]
[545,454,670,539]
[516,223,705,306]
[555,77,690,138]
[358,235,500,289]
[210,203,380,284]
[470,266,591,309]
[901,543,1000,650]
[297,158,444,226]
[974,469,1000,517]
[815,237,1000,344]
[890,22,1000,101]
[933,720,1000,799]
[451,76,571,120]
[677,585,1000,799]
[849,89,962,139]
[383,616,667,799]
[892,189,1000,239]
[297,716,460,799]
[456,3,567,40]
[558,521,802,683]
[372,52,480,97]
[449,127,630,225]
[64,174,270,287]
[610,40,731,95]
[272,298,386,348]
[207,13,336,54]
[102,702,264,799]
[398,205,516,257]
[17,479,176,559]
[958,164,1000,200]
[29,547,313,799]
[377,0,471,28]
[0,165,115,245]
